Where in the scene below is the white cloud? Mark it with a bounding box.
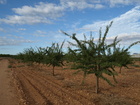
[117,33,140,42]
[61,1,94,10]
[7,34,23,39]
[0,36,34,46]
[94,4,105,9]
[0,2,65,24]
[0,27,5,32]
[13,2,65,18]
[33,30,47,37]
[79,6,140,45]
[60,0,140,9]
[106,0,140,7]
[18,28,26,31]
[0,13,52,25]
[36,30,46,34]
[0,1,105,25]
[0,0,140,25]
[103,33,140,44]
[60,0,104,10]
[0,0,6,4]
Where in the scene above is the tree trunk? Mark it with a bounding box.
[52,66,55,76]
[95,62,100,94]
[119,66,122,73]
[81,72,86,85]
[96,51,100,94]
[95,75,99,94]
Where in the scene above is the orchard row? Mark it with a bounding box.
[15,22,140,93]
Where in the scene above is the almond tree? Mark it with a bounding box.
[22,47,36,63]
[62,21,140,93]
[33,47,46,64]
[45,41,65,76]
[112,41,140,73]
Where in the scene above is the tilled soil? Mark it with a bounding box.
[0,58,19,105]
[6,58,140,105]
[12,66,94,105]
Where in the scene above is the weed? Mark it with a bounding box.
[8,65,12,68]
[17,65,25,67]
[131,64,140,67]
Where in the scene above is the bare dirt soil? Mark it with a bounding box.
[0,58,19,105]
[1,57,140,105]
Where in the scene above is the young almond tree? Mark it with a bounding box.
[66,34,97,85]
[33,47,46,64]
[22,47,36,63]
[45,41,65,76]
[16,47,46,65]
[62,21,140,93]
[112,41,140,73]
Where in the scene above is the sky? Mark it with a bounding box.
[0,0,140,55]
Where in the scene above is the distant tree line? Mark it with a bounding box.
[0,54,13,57]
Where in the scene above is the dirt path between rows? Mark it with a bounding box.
[0,58,19,105]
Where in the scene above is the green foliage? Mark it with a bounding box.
[16,47,46,64]
[112,47,133,73]
[45,41,65,76]
[64,49,78,63]
[111,39,140,73]
[132,58,140,61]
[15,41,65,75]
[62,22,118,93]
[33,47,46,64]
[8,65,12,68]
[62,21,140,93]
[13,21,140,94]
[131,64,140,67]
[0,54,13,57]
[16,47,35,63]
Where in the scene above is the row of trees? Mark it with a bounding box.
[15,22,140,93]
[16,42,65,76]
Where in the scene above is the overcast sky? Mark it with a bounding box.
[0,0,140,54]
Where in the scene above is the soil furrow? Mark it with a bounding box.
[21,70,80,105]
[6,58,139,105]
[21,72,54,105]
[12,70,28,105]
[16,72,50,105]
[22,70,94,105]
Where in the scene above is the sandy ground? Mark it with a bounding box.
[0,58,19,105]
[0,57,140,105]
